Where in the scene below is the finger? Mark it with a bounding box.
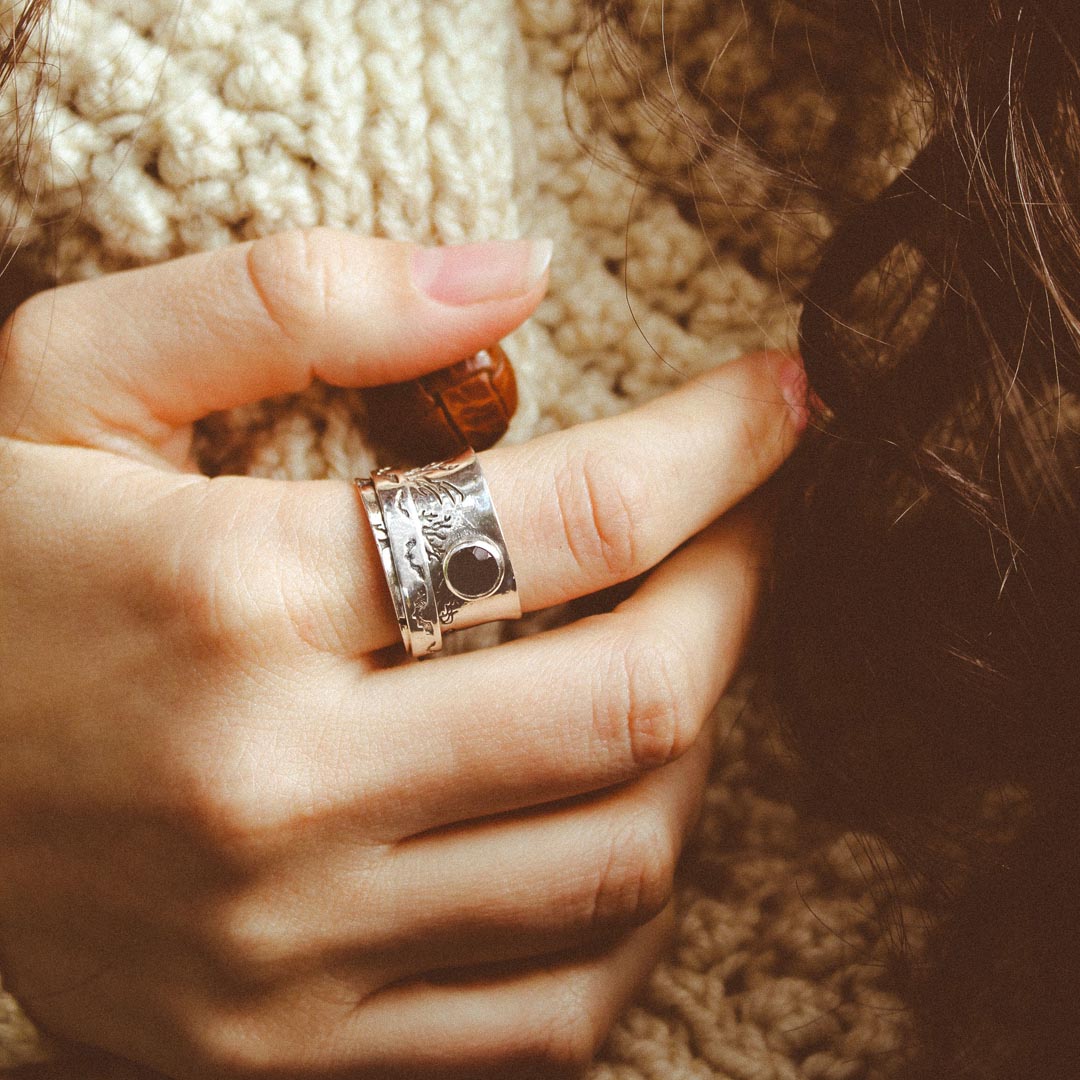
[183,729,709,998]
[164,908,675,1080]
[486,349,804,613]
[0,230,551,457]
[337,906,674,1079]
[358,725,711,982]
[208,348,804,657]
[290,501,764,841]
[10,438,765,840]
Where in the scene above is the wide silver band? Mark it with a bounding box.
[372,470,442,658]
[356,449,521,659]
[355,478,411,651]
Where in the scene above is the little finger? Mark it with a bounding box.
[166,907,675,1080]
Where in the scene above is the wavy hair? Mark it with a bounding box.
[587,2,1080,1077]
[0,0,52,300]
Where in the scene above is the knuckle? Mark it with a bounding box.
[163,479,285,653]
[245,227,339,345]
[521,993,602,1077]
[606,631,697,769]
[161,733,296,869]
[184,1008,278,1080]
[169,768,267,862]
[552,443,647,582]
[166,542,249,653]
[586,813,676,931]
[196,890,291,984]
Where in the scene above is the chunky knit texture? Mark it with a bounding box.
[0,0,924,1074]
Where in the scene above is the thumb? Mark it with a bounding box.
[0,230,551,462]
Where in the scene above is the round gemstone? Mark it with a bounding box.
[444,541,503,600]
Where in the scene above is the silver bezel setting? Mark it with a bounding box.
[442,537,506,601]
[356,449,521,659]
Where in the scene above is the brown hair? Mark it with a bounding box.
[0,0,46,84]
[0,0,52,314]
[0,0,50,174]
[588,1,1080,1076]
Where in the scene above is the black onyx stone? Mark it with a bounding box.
[445,543,503,599]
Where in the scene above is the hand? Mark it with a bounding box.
[0,229,807,1079]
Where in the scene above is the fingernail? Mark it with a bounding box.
[780,354,810,433]
[410,239,553,306]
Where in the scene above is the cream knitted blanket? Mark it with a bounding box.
[0,0,921,1075]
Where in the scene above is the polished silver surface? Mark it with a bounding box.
[355,478,410,654]
[395,450,521,632]
[356,449,520,659]
[372,467,442,659]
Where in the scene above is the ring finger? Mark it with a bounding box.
[178,347,804,658]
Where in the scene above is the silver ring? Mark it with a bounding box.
[372,468,442,658]
[355,478,410,650]
[355,449,521,659]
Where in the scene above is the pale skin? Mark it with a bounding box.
[0,228,808,1078]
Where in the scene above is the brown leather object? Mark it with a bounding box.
[362,344,518,464]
